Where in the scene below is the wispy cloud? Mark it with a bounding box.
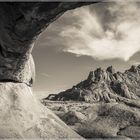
[60,2,140,61]
[41,73,52,78]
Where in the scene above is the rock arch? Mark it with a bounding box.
[0,2,98,138]
[0,2,95,86]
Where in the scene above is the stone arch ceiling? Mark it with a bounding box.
[0,2,99,86]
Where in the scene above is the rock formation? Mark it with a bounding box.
[0,2,94,85]
[0,2,97,139]
[0,82,82,139]
[43,65,140,139]
[43,97,140,139]
[46,65,140,106]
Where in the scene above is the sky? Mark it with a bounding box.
[32,2,140,99]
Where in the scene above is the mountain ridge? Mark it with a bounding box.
[45,65,140,106]
[42,65,140,139]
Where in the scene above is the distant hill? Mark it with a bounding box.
[44,65,140,106]
[42,65,140,139]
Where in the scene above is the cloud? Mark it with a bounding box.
[59,2,140,61]
[41,73,52,78]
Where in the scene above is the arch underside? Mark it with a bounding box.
[0,2,98,139]
[0,2,96,86]
[0,2,140,139]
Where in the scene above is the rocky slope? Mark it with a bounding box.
[43,101,140,139]
[0,83,82,139]
[0,2,100,139]
[45,65,140,105]
[42,65,140,139]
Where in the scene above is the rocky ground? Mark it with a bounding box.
[42,65,140,139]
[42,100,140,139]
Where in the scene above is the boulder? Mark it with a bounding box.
[60,111,86,125]
[76,103,140,138]
[0,82,82,139]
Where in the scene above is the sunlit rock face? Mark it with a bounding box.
[0,83,82,138]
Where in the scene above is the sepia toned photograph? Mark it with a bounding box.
[0,0,139,139]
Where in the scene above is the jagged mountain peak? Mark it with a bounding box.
[45,65,140,104]
[87,66,115,83]
[106,65,115,74]
[127,65,140,73]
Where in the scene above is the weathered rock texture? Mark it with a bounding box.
[0,2,94,86]
[44,65,140,138]
[0,2,97,139]
[46,65,140,107]
[43,100,140,139]
[0,83,82,139]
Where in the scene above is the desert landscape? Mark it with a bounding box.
[42,65,140,139]
[0,1,140,139]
